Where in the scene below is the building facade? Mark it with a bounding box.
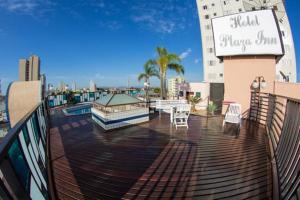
[196,0,297,83]
[167,76,185,98]
[89,80,97,92]
[72,81,77,92]
[19,55,41,81]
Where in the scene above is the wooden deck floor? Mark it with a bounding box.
[49,108,272,200]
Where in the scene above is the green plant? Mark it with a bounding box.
[145,47,184,99]
[189,96,202,112]
[66,91,77,105]
[208,101,217,115]
[138,62,159,102]
[153,87,160,94]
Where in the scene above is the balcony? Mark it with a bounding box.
[0,92,298,199]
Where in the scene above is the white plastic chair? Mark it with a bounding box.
[223,103,242,127]
[173,104,191,129]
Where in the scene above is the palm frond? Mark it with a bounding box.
[189,96,202,104]
[167,53,181,63]
[156,47,168,57]
[144,59,157,68]
[149,68,159,78]
[168,63,185,74]
[138,73,147,82]
[144,60,159,77]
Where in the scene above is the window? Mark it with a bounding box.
[273,5,278,11]
[203,5,208,10]
[219,73,223,77]
[213,13,217,16]
[206,36,213,41]
[205,15,209,19]
[208,73,217,79]
[196,92,201,98]
[208,60,216,66]
[281,31,285,37]
[284,45,290,52]
[238,8,242,12]
[207,48,214,53]
[279,19,283,23]
[252,7,256,11]
[212,3,215,6]
[205,24,211,30]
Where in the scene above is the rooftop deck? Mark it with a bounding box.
[49,108,272,199]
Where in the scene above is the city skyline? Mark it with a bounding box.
[0,0,300,92]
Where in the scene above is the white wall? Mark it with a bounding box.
[189,82,210,110]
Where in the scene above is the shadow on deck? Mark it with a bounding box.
[49,108,272,200]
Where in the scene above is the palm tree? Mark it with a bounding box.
[146,47,184,99]
[138,62,159,103]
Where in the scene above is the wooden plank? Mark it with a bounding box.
[49,108,272,199]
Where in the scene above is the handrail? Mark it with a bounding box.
[0,103,42,160]
[253,91,300,104]
[249,92,300,200]
[0,101,55,199]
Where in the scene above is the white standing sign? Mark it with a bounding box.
[212,10,284,57]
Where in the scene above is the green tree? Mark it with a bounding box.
[146,47,184,99]
[138,62,159,102]
[153,87,160,94]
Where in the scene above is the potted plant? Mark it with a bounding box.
[189,96,202,112]
[208,101,217,115]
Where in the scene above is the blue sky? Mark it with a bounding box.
[0,0,299,92]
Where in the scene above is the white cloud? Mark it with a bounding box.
[0,0,37,12]
[0,0,55,16]
[130,0,196,34]
[179,48,192,59]
[194,58,200,64]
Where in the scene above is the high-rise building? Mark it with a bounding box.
[19,55,41,81]
[168,76,185,98]
[196,0,297,83]
[59,81,66,92]
[89,80,97,92]
[40,74,46,99]
[72,81,77,92]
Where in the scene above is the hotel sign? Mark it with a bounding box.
[212,10,284,57]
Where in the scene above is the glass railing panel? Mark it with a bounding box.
[8,139,31,192]
[0,102,52,198]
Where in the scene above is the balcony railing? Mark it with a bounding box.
[249,92,300,200]
[0,102,54,199]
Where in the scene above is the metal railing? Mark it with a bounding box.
[249,92,300,200]
[0,101,55,199]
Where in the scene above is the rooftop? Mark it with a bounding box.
[94,93,143,107]
[49,108,271,199]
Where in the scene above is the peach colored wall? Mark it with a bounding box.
[8,81,42,127]
[189,82,210,110]
[223,56,276,116]
[273,82,300,99]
